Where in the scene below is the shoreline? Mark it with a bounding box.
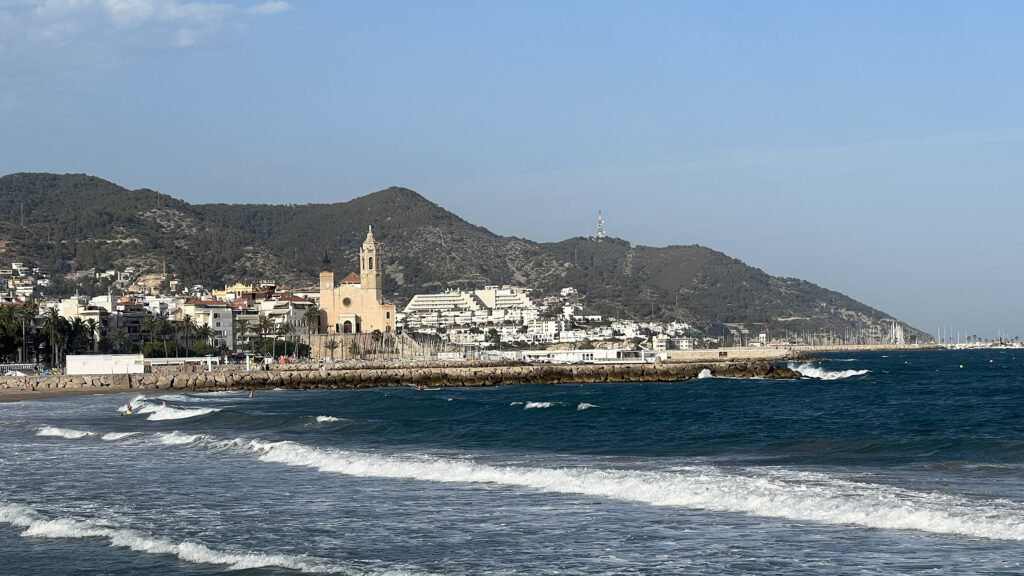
[0,359,802,403]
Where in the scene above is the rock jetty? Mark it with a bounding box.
[1,361,802,397]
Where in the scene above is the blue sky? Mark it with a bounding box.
[2,1,1022,339]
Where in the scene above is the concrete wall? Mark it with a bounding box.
[65,354,145,375]
[664,347,791,362]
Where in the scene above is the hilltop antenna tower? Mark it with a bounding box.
[596,211,606,241]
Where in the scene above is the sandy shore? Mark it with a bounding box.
[0,385,136,403]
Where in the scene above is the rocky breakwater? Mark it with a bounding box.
[1,361,802,395]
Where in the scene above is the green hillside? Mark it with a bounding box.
[0,173,930,342]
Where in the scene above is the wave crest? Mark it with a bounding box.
[1,501,345,573]
[136,403,221,421]
[788,363,869,380]
[37,426,94,439]
[244,439,1024,542]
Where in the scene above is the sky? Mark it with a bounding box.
[2,1,1023,340]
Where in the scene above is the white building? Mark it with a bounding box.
[66,354,145,375]
[522,348,657,364]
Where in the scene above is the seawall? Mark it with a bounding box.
[0,360,801,400]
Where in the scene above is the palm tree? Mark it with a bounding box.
[257,316,274,356]
[370,329,382,359]
[85,318,99,353]
[142,315,158,346]
[111,329,130,353]
[325,338,339,361]
[14,302,37,363]
[68,317,88,355]
[42,308,68,370]
[181,314,196,351]
[233,319,250,352]
[197,324,214,349]
[303,304,320,336]
[277,322,294,358]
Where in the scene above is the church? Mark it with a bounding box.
[318,226,397,334]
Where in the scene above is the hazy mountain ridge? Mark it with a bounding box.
[0,173,930,342]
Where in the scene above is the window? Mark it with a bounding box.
[368,257,373,270]
[215,322,221,328]
[343,297,351,307]
[386,311,391,319]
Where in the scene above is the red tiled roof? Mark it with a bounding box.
[341,272,361,284]
[276,295,311,302]
[184,300,228,306]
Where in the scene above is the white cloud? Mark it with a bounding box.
[3,0,282,46]
[247,1,288,16]
[0,0,289,104]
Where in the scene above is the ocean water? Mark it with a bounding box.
[2,349,1023,575]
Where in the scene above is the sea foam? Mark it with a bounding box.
[136,403,220,421]
[788,363,869,380]
[37,426,95,439]
[101,432,140,441]
[245,439,1024,542]
[0,501,346,573]
[155,431,205,445]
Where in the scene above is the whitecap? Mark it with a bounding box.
[523,401,554,409]
[316,416,344,423]
[697,368,713,379]
[0,501,346,573]
[136,403,220,421]
[101,432,140,441]
[37,426,95,439]
[576,403,599,411]
[788,363,869,380]
[244,439,1024,542]
[155,431,204,445]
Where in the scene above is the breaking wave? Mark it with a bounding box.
[316,416,344,423]
[788,363,870,380]
[698,368,713,379]
[576,403,599,411]
[37,426,94,439]
[101,432,140,441]
[511,401,560,409]
[117,394,150,414]
[244,439,1024,542]
[28,426,1024,542]
[0,501,348,573]
[155,431,205,446]
[135,403,221,421]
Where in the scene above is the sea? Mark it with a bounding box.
[1,349,1023,575]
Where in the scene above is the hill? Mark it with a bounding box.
[0,172,931,342]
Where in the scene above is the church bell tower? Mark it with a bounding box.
[360,225,381,297]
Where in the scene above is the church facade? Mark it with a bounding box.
[318,226,397,334]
